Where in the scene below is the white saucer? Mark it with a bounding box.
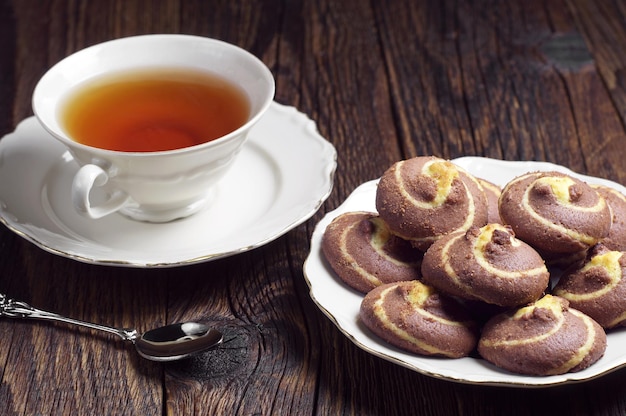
[304,157,626,387]
[0,102,336,267]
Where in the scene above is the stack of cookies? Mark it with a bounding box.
[321,155,626,376]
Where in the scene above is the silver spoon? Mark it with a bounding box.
[0,293,223,362]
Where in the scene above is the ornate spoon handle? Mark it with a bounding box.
[0,293,137,341]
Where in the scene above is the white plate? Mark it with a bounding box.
[0,102,336,267]
[304,157,626,387]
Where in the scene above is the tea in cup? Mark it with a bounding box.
[33,34,275,222]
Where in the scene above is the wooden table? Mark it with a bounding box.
[2,0,626,414]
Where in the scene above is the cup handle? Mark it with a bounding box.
[72,164,131,219]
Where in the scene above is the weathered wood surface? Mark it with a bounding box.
[1,0,626,414]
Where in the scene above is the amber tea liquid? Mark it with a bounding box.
[60,68,250,152]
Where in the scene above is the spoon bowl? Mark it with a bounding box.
[135,323,223,361]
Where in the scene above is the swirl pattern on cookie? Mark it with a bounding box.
[375,156,488,250]
[322,212,422,294]
[477,178,502,224]
[359,281,478,358]
[554,245,626,329]
[499,171,611,255]
[592,185,626,252]
[421,224,549,307]
[478,295,606,376]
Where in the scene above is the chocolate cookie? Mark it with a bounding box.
[375,156,488,251]
[499,171,611,256]
[554,244,626,329]
[421,224,549,307]
[478,295,607,376]
[322,211,422,293]
[360,280,478,358]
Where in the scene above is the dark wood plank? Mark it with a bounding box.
[372,0,626,183]
[288,0,404,200]
[566,0,626,182]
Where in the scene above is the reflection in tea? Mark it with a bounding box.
[61,68,250,152]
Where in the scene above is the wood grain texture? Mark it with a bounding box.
[2,0,626,415]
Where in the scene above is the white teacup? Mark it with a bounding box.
[33,34,275,223]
